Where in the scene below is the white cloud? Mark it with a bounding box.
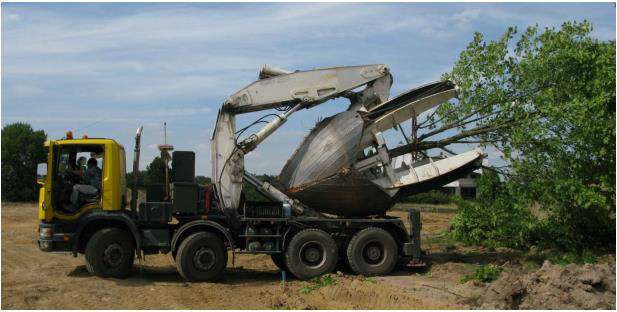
[453,9,481,26]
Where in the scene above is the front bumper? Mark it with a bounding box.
[38,222,73,252]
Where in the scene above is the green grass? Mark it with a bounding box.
[546,250,598,265]
[425,232,459,247]
[300,275,336,294]
[460,265,503,283]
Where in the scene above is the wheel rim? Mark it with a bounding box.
[299,241,326,269]
[103,243,124,268]
[362,240,386,266]
[193,247,216,271]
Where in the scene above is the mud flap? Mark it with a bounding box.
[403,209,425,267]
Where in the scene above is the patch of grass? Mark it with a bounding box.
[360,276,378,283]
[460,265,503,283]
[523,260,542,272]
[300,275,336,294]
[547,250,597,265]
[424,231,461,254]
[392,202,457,211]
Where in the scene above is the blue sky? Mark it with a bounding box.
[2,2,615,176]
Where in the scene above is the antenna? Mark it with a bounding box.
[158,121,174,200]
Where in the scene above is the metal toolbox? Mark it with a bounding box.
[172,182,202,216]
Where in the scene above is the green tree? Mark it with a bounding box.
[144,157,168,186]
[476,169,501,206]
[1,123,47,201]
[440,21,615,250]
[126,170,146,189]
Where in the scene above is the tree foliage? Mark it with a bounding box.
[144,156,169,186]
[1,123,47,201]
[126,170,146,189]
[446,21,615,250]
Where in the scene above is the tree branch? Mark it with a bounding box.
[390,119,518,158]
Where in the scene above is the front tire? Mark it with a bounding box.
[176,232,227,282]
[85,227,135,278]
[346,227,398,276]
[285,229,338,280]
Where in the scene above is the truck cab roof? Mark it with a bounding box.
[45,138,124,149]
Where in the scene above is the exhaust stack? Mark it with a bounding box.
[131,126,143,216]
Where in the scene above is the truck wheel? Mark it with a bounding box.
[271,254,287,271]
[176,232,227,282]
[346,227,398,276]
[285,229,338,280]
[85,228,135,278]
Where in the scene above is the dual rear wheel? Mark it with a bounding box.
[284,229,338,280]
[280,227,398,280]
[346,227,398,276]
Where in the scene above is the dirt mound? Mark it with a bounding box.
[260,273,430,309]
[472,260,616,309]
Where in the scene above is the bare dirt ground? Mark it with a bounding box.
[2,202,615,309]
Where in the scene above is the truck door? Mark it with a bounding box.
[38,142,54,222]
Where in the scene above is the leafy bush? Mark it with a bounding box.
[461,265,503,283]
[451,195,537,249]
[451,170,538,249]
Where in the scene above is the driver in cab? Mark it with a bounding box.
[68,158,101,212]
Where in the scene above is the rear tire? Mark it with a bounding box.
[176,232,227,282]
[285,229,338,280]
[85,228,135,278]
[346,227,398,276]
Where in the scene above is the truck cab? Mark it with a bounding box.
[37,136,133,261]
[38,137,126,222]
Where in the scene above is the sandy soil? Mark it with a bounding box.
[2,202,614,309]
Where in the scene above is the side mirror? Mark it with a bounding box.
[37,163,47,185]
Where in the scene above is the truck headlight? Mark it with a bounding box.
[40,227,53,239]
